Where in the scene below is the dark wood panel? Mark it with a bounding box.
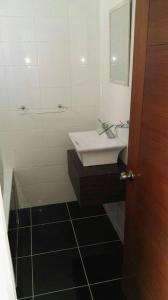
[141,45,168,172]
[123,0,151,298]
[148,0,168,45]
[124,1,168,299]
[68,150,126,206]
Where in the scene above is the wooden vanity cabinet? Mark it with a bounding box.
[68,149,126,206]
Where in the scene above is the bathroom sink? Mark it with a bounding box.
[69,131,127,166]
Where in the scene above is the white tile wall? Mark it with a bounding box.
[0,17,35,42]
[6,66,39,87]
[0,0,34,17]
[0,89,9,109]
[0,0,100,208]
[33,0,68,18]
[0,42,38,66]
[22,180,75,207]
[40,87,71,109]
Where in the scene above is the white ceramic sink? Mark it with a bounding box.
[69,130,127,166]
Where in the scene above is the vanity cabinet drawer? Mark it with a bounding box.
[67,150,126,206]
[148,1,168,45]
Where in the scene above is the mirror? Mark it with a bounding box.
[109,0,131,86]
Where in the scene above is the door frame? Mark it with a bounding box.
[127,0,150,172]
[123,0,152,298]
[0,186,17,300]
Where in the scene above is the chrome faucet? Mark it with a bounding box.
[97,119,116,138]
[97,119,129,139]
[114,120,129,130]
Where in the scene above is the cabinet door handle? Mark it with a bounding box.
[120,170,135,181]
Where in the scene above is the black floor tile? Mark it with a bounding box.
[68,201,106,219]
[33,249,87,295]
[91,280,125,300]
[17,257,32,299]
[81,242,123,284]
[18,227,31,257]
[34,287,92,300]
[32,222,76,254]
[18,208,31,227]
[32,203,69,225]
[73,216,119,246]
[8,229,17,258]
[8,210,17,229]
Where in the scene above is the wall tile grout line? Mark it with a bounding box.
[66,202,94,300]
[8,213,107,231]
[30,208,34,300]
[16,239,121,260]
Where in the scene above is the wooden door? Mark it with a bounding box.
[124,1,168,299]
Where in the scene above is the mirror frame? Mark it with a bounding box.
[109,0,132,86]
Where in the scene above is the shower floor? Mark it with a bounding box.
[8,201,125,300]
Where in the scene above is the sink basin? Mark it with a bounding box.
[69,131,127,166]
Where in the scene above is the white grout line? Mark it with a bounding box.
[30,208,34,300]
[15,224,19,288]
[18,277,124,299]
[72,214,107,221]
[32,219,70,227]
[16,240,121,260]
[8,219,71,230]
[90,277,124,286]
[34,285,89,298]
[80,240,121,248]
[17,247,78,259]
[8,213,107,231]
[18,296,33,300]
[18,285,89,299]
[66,202,94,300]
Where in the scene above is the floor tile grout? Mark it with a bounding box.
[9,213,107,231]
[66,202,94,300]
[15,203,123,300]
[90,277,124,286]
[18,284,89,299]
[8,219,71,231]
[30,208,34,300]
[80,240,121,248]
[22,247,79,259]
[18,278,124,300]
[15,223,19,288]
[72,214,107,221]
[18,297,33,300]
[16,240,121,259]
